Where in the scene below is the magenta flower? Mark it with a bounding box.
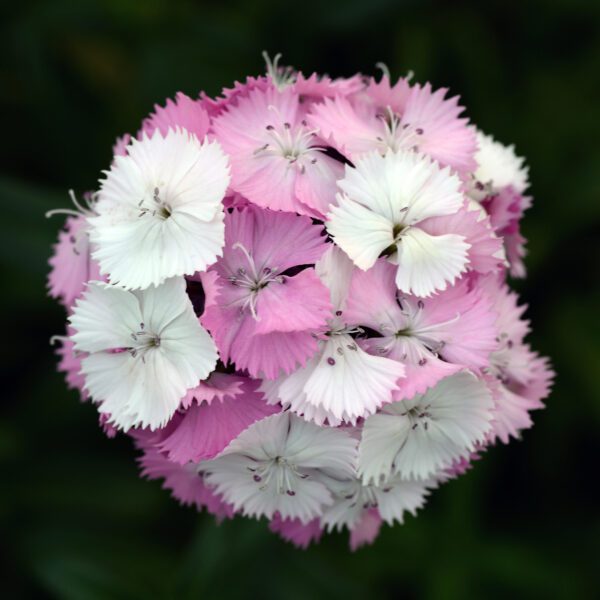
[202,205,332,378]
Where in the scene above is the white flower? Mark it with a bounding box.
[321,474,433,531]
[327,150,470,297]
[201,412,358,523]
[90,128,230,290]
[470,130,529,200]
[358,372,494,483]
[69,277,218,430]
[265,247,405,425]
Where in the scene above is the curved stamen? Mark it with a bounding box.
[46,189,98,219]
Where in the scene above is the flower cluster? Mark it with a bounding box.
[48,55,553,550]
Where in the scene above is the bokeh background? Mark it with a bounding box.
[2,1,599,598]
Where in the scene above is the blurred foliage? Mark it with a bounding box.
[1,0,599,598]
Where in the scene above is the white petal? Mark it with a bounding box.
[327,195,394,271]
[394,227,470,297]
[315,245,356,311]
[91,129,229,290]
[298,334,405,423]
[375,477,432,525]
[473,130,529,196]
[336,150,464,228]
[69,283,143,353]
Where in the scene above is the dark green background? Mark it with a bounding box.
[1,1,598,598]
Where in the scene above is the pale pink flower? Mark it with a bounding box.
[480,276,553,443]
[344,259,498,400]
[309,79,476,175]
[212,85,345,218]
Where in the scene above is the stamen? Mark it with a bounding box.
[46,189,97,219]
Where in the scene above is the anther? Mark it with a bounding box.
[327,357,336,366]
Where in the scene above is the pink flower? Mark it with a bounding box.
[141,91,211,140]
[481,187,531,277]
[480,275,553,443]
[47,212,102,309]
[212,85,345,217]
[344,259,498,400]
[202,206,332,378]
[309,79,477,175]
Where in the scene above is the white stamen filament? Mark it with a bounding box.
[254,113,321,173]
[46,189,98,219]
[226,242,285,320]
[248,456,309,495]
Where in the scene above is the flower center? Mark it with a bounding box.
[128,323,161,361]
[247,455,309,496]
[227,242,285,320]
[402,403,433,431]
[374,106,425,154]
[254,119,321,173]
[138,186,172,220]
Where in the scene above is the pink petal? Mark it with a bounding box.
[344,259,402,331]
[158,379,280,463]
[135,435,234,520]
[349,508,383,551]
[141,92,210,139]
[254,269,332,334]
[401,83,477,175]
[217,206,328,277]
[48,216,102,309]
[308,95,380,158]
[269,515,323,549]
[419,204,505,275]
[392,355,463,401]
[202,301,319,379]
[416,277,499,370]
[180,373,247,409]
[55,331,87,398]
